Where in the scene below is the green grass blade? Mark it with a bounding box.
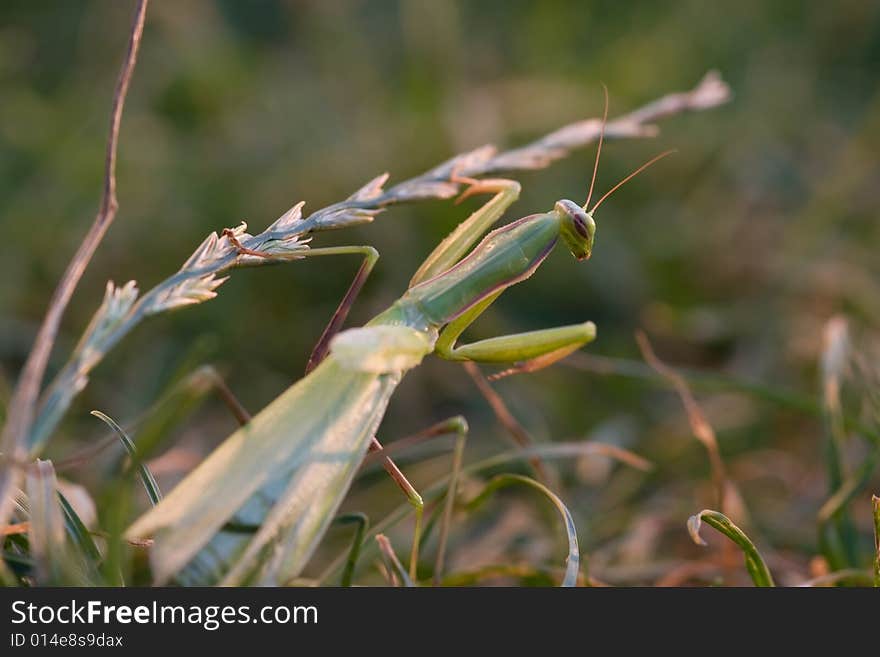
[58,491,102,565]
[25,460,88,585]
[335,513,369,587]
[434,422,467,586]
[2,551,33,580]
[464,442,653,475]
[466,474,580,587]
[91,410,162,506]
[687,509,774,587]
[99,475,132,587]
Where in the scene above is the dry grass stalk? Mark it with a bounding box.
[0,0,150,532]
[635,330,729,513]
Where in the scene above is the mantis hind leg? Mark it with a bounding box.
[366,416,469,582]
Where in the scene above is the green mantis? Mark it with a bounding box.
[126,104,671,585]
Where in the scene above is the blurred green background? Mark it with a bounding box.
[2,1,879,583]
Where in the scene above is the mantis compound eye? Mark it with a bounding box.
[572,212,590,239]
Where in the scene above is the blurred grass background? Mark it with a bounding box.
[2,1,879,584]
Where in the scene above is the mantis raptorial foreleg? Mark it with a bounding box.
[432,268,596,365]
[410,177,521,286]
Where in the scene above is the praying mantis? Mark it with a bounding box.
[126,97,672,585]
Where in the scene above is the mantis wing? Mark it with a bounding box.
[127,326,433,585]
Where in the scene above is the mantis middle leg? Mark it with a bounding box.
[222,228,379,374]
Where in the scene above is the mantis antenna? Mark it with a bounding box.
[583,83,609,210]
[589,149,677,214]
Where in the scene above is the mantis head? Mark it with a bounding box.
[556,199,596,261]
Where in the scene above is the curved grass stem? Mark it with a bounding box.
[687,509,774,587]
